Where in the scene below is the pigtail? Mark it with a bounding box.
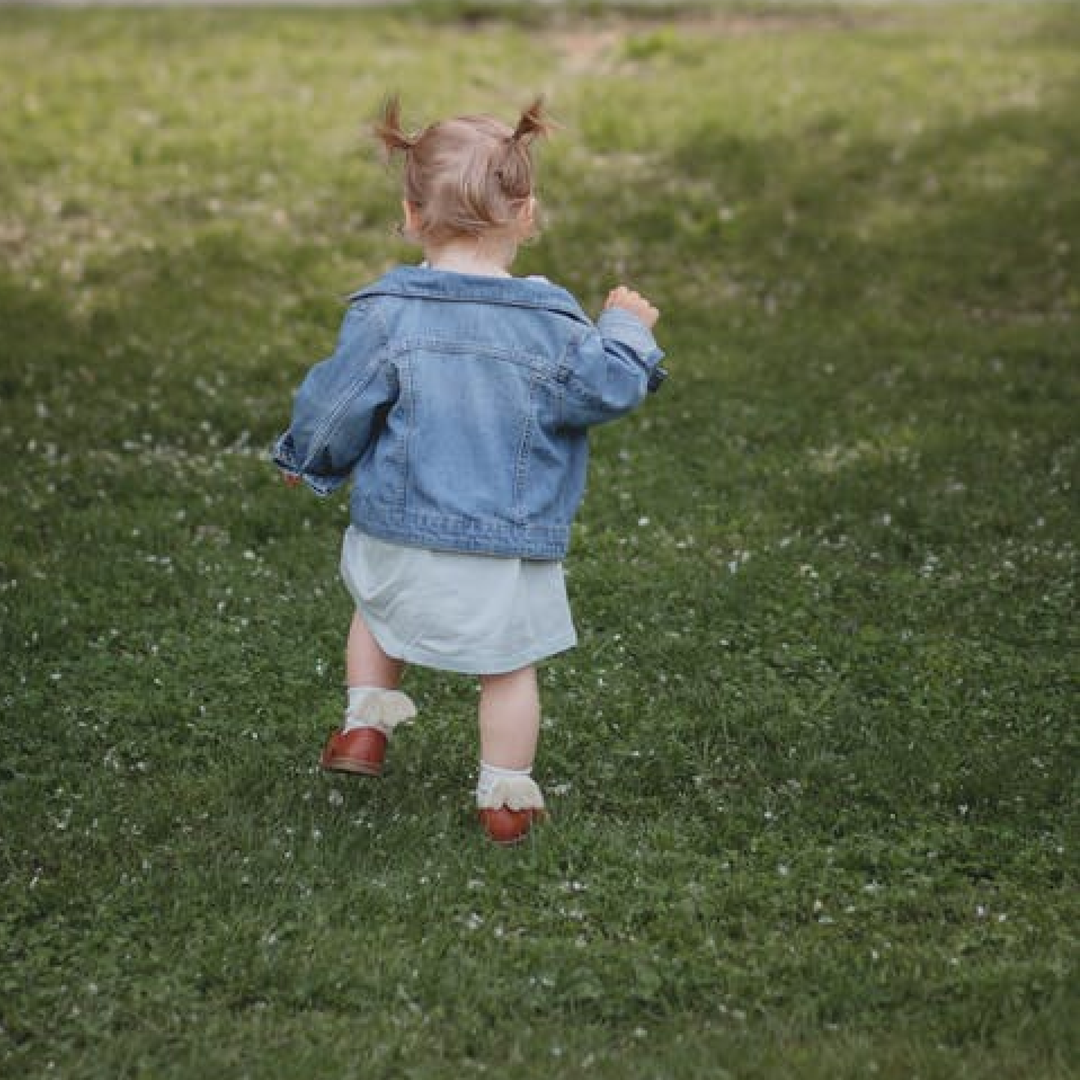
[511,97,553,147]
[373,95,417,157]
[493,97,554,199]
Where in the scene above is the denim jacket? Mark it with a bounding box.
[272,266,665,559]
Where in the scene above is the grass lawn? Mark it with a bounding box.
[1,1,1077,1076]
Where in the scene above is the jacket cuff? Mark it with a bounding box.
[596,307,667,392]
[272,431,300,472]
[270,433,341,497]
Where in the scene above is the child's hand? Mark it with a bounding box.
[604,286,660,330]
[281,471,302,488]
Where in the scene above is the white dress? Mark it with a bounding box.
[340,527,577,675]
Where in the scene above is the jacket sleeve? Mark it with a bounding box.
[271,301,394,496]
[560,307,666,429]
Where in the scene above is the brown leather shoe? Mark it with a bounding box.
[477,806,545,846]
[319,726,387,777]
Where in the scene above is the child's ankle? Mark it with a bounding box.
[476,761,544,810]
[343,686,416,735]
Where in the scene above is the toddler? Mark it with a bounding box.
[273,97,665,844]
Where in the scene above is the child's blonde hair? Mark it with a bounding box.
[375,97,553,246]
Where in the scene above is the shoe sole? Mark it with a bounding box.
[320,755,383,777]
[487,832,531,847]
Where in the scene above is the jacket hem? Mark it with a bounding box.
[351,516,571,561]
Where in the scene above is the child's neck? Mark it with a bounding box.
[424,235,517,278]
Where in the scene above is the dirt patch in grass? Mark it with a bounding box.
[551,8,891,71]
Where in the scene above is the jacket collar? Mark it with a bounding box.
[350,265,591,325]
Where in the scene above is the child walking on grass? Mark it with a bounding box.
[273,97,665,844]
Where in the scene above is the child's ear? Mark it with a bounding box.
[518,196,538,239]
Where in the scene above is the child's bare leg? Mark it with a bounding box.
[342,610,409,734]
[478,665,539,769]
[346,610,404,689]
[476,666,545,839]
[321,613,413,776]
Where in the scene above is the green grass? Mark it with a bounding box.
[1,2,1077,1077]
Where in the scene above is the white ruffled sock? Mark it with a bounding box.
[476,761,530,799]
[343,686,417,734]
[344,686,380,732]
[476,762,544,810]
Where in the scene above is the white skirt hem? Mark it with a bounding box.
[341,527,577,676]
[363,621,578,676]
